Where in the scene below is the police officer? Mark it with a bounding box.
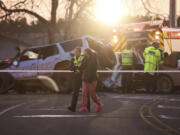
[153,41,165,69]
[68,47,90,112]
[143,41,161,92]
[120,45,136,93]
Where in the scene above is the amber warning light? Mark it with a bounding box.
[113,35,118,44]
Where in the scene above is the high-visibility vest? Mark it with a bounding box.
[121,49,133,66]
[73,55,84,73]
[143,46,160,75]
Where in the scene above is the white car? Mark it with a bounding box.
[2,36,115,93]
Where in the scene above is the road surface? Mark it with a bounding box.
[0,93,180,135]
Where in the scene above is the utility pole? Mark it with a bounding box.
[169,0,176,27]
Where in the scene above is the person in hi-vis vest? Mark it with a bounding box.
[120,45,136,93]
[143,41,161,92]
[68,47,90,112]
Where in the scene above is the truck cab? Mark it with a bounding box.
[111,24,180,93]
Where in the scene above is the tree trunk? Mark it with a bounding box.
[47,24,57,44]
[64,23,72,40]
[47,0,59,44]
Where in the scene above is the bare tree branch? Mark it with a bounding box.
[11,0,28,8]
[0,0,94,41]
[64,0,92,40]
[0,12,12,19]
[141,0,166,18]
[0,0,48,24]
[68,0,75,21]
[51,0,58,24]
[72,0,92,23]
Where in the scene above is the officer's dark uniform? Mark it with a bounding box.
[68,55,90,112]
[120,49,135,93]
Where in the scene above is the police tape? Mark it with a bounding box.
[0,70,180,73]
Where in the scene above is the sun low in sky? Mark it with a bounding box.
[95,0,128,25]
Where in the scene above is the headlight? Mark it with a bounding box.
[113,35,118,44]
[155,31,161,39]
[155,35,160,39]
[155,31,161,35]
[113,29,117,33]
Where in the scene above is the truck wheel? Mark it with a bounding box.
[156,75,173,93]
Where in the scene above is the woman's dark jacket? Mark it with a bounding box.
[80,54,98,82]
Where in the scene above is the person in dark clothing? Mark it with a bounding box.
[68,47,90,112]
[79,48,103,112]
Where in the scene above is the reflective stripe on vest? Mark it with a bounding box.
[144,52,161,59]
[73,56,84,73]
[145,61,157,66]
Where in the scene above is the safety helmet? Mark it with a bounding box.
[151,41,160,49]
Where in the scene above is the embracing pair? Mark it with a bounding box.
[68,47,103,112]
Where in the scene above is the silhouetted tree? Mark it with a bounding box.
[0,0,93,43]
[177,16,180,27]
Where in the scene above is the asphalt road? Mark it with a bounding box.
[0,93,180,135]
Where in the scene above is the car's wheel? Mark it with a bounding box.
[53,61,72,93]
[156,75,173,93]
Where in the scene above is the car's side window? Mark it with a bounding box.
[40,45,59,59]
[20,49,39,61]
[61,39,83,52]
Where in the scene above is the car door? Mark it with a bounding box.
[38,45,59,76]
[10,48,39,79]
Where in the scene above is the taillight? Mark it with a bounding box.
[7,59,12,64]
[159,24,163,28]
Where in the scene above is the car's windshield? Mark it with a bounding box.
[20,49,39,61]
[60,39,83,52]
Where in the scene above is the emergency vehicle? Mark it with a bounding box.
[111,21,180,93]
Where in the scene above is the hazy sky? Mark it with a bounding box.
[3,0,180,23]
[32,0,180,18]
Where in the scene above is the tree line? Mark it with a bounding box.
[0,0,179,43]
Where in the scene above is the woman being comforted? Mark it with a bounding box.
[79,48,103,112]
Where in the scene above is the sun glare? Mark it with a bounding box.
[95,0,128,25]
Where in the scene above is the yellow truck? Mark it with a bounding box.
[111,22,180,93]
